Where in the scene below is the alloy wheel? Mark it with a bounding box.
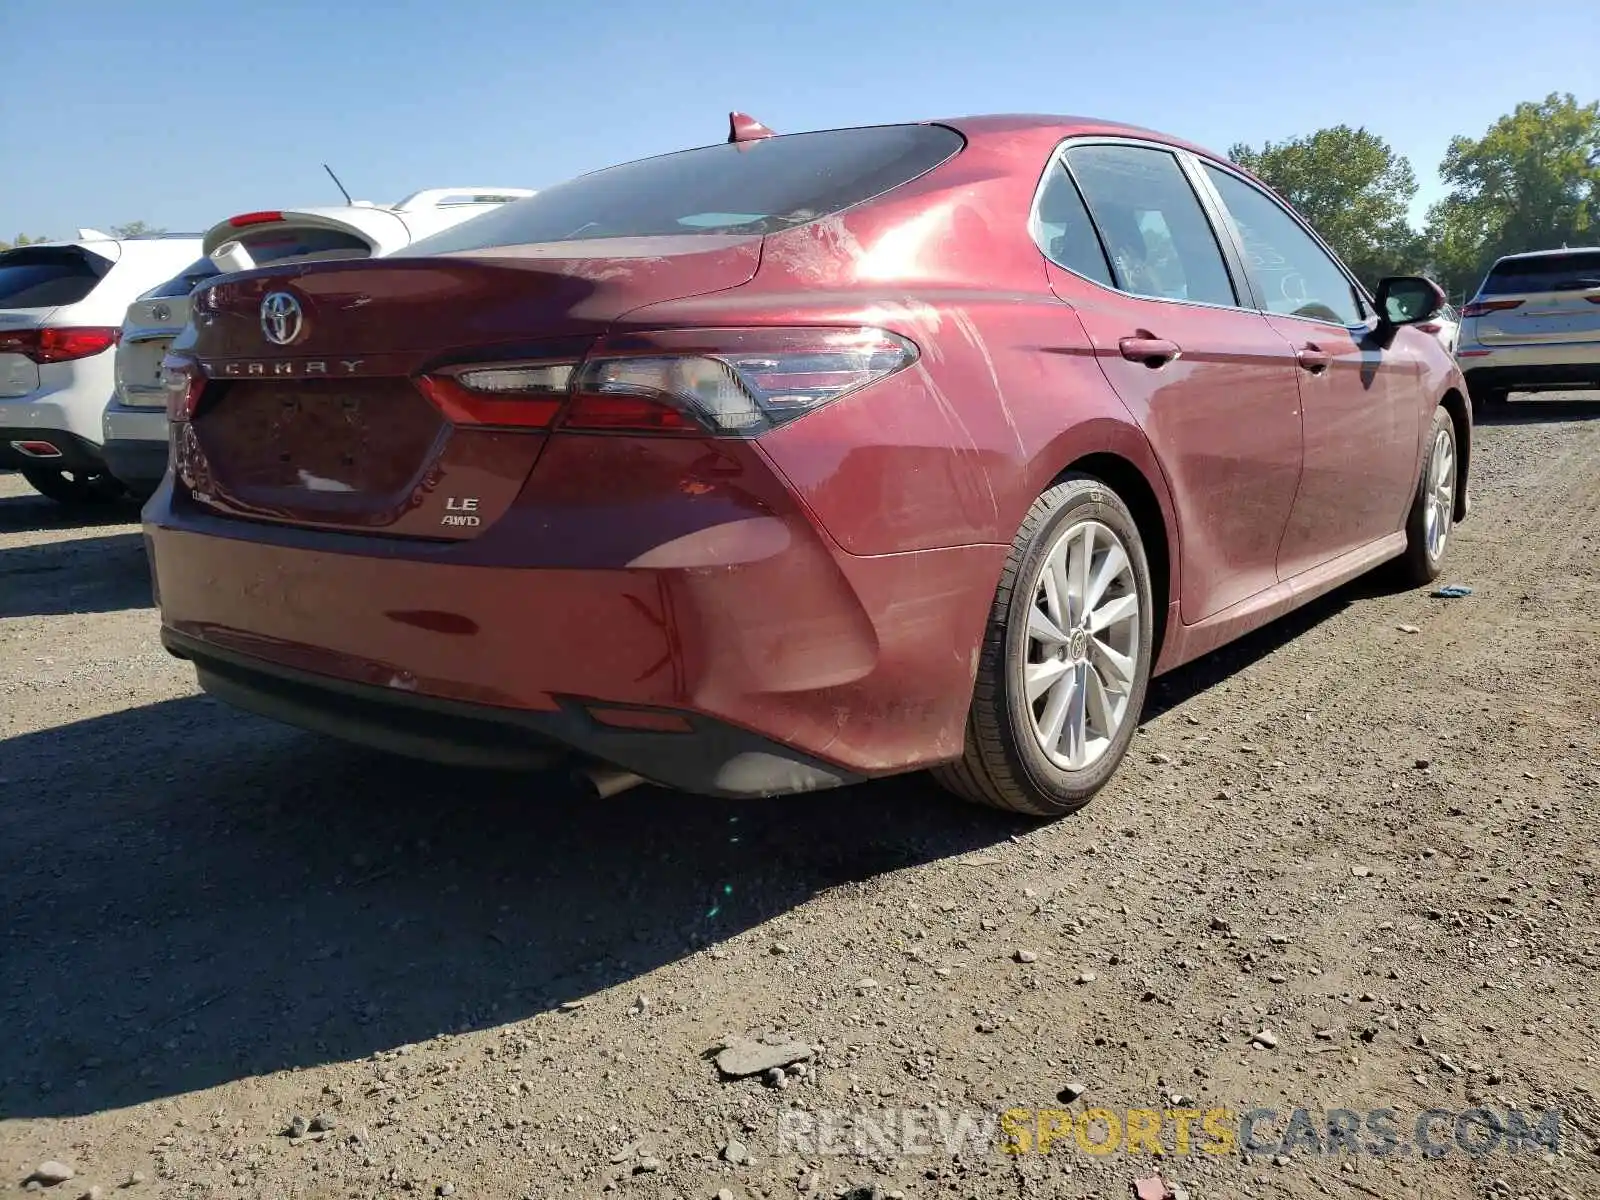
[1424,426,1455,561]
[1018,519,1141,770]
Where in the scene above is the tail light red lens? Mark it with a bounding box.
[227,211,284,228]
[416,328,918,437]
[1461,298,1524,318]
[416,363,574,430]
[161,356,205,420]
[0,326,120,363]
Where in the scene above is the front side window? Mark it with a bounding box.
[1064,144,1236,308]
[1203,165,1364,326]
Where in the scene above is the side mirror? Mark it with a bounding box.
[1375,276,1446,328]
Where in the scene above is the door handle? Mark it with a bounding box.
[1118,336,1181,368]
[1296,345,1331,374]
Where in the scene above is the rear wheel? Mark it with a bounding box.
[20,466,127,506]
[934,477,1154,816]
[1396,406,1457,586]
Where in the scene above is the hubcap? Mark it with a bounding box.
[1424,426,1455,561]
[1019,519,1141,771]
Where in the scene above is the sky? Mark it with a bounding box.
[2,0,1596,241]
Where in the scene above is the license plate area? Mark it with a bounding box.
[196,378,446,497]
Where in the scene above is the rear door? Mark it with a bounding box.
[1471,250,1600,347]
[1038,140,1304,623]
[1195,161,1422,577]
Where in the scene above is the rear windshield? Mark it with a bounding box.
[0,246,113,308]
[231,226,373,266]
[1480,250,1600,295]
[145,256,220,299]
[403,124,964,254]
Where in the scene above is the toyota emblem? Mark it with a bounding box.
[260,291,304,346]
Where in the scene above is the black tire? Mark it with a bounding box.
[1396,406,1457,587]
[20,466,127,506]
[933,476,1155,816]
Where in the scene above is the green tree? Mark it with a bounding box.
[1229,125,1423,288]
[110,220,167,238]
[0,233,49,251]
[1423,92,1600,297]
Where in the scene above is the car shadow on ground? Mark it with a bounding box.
[0,551,1387,1120]
[1476,395,1600,425]
[0,695,1035,1120]
[0,531,151,618]
[0,486,145,535]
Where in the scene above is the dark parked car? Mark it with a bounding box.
[145,114,1470,816]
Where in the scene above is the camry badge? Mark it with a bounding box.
[260,292,304,346]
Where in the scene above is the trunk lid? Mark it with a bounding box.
[0,309,45,398]
[117,255,219,407]
[0,243,118,397]
[176,237,760,539]
[1473,250,1600,346]
[117,293,199,407]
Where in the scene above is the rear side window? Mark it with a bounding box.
[232,227,373,266]
[404,124,965,253]
[1480,251,1600,295]
[1065,145,1237,308]
[1032,162,1114,287]
[0,246,113,308]
[145,257,220,299]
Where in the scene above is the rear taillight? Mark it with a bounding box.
[416,363,573,430]
[227,211,283,228]
[1461,298,1524,318]
[0,326,120,363]
[161,356,205,420]
[417,328,918,437]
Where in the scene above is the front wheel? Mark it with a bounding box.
[1396,406,1457,586]
[20,466,127,506]
[934,477,1155,816]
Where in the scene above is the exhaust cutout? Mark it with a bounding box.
[573,766,646,800]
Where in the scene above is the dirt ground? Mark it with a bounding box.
[2,397,1598,1200]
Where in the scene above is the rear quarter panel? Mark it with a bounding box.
[618,124,1178,563]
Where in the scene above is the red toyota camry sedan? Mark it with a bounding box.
[145,114,1469,816]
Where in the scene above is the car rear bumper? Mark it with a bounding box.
[0,358,116,447]
[1460,360,1600,394]
[1457,336,1600,392]
[101,404,171,487]
[143,477,1001,796]
[0,427,106,471]
[163,626,866,796]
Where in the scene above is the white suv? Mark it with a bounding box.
[0,231,202,504]
[1456,246,1600,412]
[103,188,534,493]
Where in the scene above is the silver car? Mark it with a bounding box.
[1457,246,1600,412]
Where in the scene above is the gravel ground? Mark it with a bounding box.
[2,396,1599,1200]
